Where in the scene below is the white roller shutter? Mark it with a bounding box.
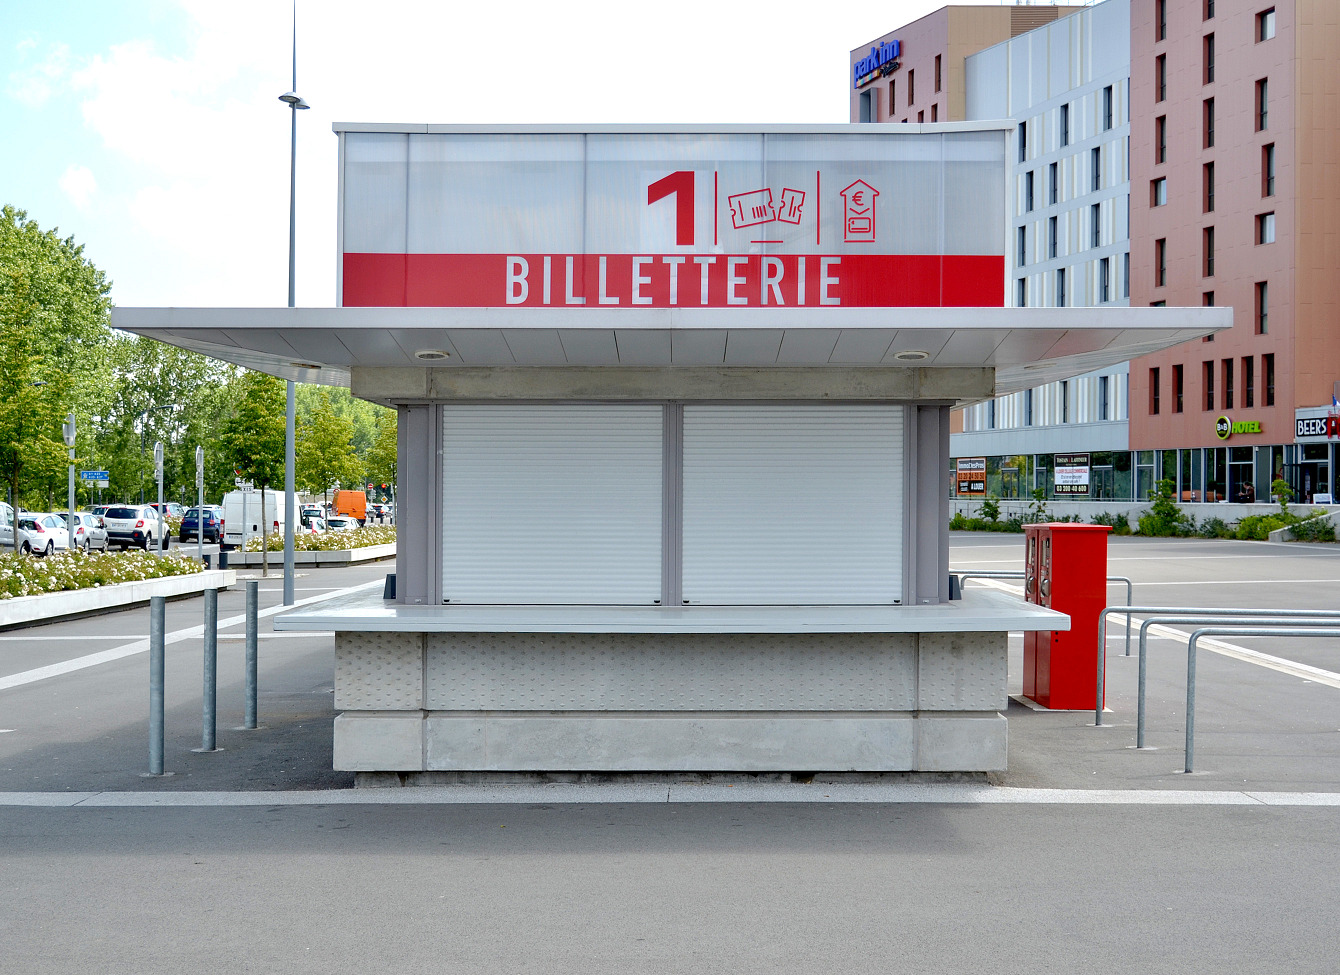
[441,405,663,604]
[682,405,904,605]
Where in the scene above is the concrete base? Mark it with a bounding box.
[329,627,1013,773]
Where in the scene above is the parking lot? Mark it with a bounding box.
[2,536,1339,974]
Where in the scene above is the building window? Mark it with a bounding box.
[1150,368,1161,415]
[1257,212,1276,244]
[934,54,942,92]
[1017,277,1027,306]
[988,400,996,429]
[1262,143,1275,195]
[931,103,938,122]
[1061,380,1070,423]
[1256,281,1269,333]
[1204,33,1215,84]
[1103,85,1114,130]
[1174,364,1185,412]
[917,110,924,123]
[1264,353,1275,405]
[1203,291,1215,340]
[1205,0,1215,18]
[1056,267,1067,307]
[1026,171,1035,212]
[1025,388,1034,426]
[1018,121,1027,162]
[1060,104,1070,146]
[1155,238,1167,287]
[1049,162,1058,205]
[1017,225,1027,266]
[1152,178,1167,207]
[1049,216,1058,259]
[1157,0,1167,41]
[888,79,896,112]
[1223,358,1234,409]
[1258,7,1276,40]
[1123,252,1130,298]
[1204,361,1215,410]
[1203,162,1215,212]
[1204,226,1215,277]
[1204,97,1215,147]
[1156,55,1167,102]
[1092,146,1102,191]
[1091,203,1101,247]
[1100,256,1111,302]
[1156,115,1167,163]
[1243,356,1255,408]
[908,69,915,105]
[1100,375,1111,420]
[1256,78,1269,130]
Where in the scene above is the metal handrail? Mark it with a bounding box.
[953,570,1134,655]
[1095,605,1340,728]
[1185,626,1340,772]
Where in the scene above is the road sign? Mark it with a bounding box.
[80,470,110,481]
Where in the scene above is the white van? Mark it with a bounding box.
[221,488,287,550]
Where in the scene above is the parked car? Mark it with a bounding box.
[54,511,109,552]
[89,504,115,520]
[299,514,326,533]
[325,516,359,531]
[12,513,70,556]
[102,504,163,551]
[179,505,224,543]
[148,501,187,520]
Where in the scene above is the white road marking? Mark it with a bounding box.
[0,581,380,692]
[969,578,1340,689]
[0,783,1338,808]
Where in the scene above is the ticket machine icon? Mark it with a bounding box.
[840,180,879,242]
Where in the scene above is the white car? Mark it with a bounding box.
[9,513,71,556]
[325,516,359,531]
[102,504,162,551]
[56,511,110,552]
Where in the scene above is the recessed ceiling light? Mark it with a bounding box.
[415,349,450,361]
[893,350,930,361]
[289,361,321,370]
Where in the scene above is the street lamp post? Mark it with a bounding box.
[139,404,175,505]
[279,6,308,608]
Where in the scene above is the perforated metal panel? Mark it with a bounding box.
[682,405,905,604]
[335,632,424,710]
[424,632,917,711]
[441,405,663,604]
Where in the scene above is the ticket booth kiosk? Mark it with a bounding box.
[114,122,1226,775]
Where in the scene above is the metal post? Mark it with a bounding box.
[244,579,258,729]
[63,412,76,546]
[241,486,248,556]
[196,446,205,565]
[281,3,302,608]
[154,441,165,554]
[148,595,166,775]
[284,381,295,605]
[198,588,218,752]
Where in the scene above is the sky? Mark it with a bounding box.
[2,0,978,309]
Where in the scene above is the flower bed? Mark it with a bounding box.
[242,525,396,552]
[0,549,204,600]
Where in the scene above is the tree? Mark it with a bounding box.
[0,206,112,514]
[220,371,285,574]
[296,389,363,505]
[364,411,398,503]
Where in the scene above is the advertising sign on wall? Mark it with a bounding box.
[956,457,986,496]
[338,127,1005,309]
[1053,454,1091,496]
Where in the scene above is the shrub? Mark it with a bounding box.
[1091,512,1132,535]
[1287,514,1337,543]
[1196,516,1233,539]
[0,549,202,600]
[1234,513,1291,541]
[980,494,1001,523]
[242,525,396,552]
[1137,478,1196,536]
[1027,487,1050,524]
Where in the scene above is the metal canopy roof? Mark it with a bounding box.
[112,304,1228,401]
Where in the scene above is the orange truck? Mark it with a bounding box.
[332,489,367,525]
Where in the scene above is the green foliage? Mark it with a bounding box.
[1271,478,1294,516]
[364,412,398,499]
[1195,516,1234,539]
[980,494,1000,523]
[1234,513,1291,540]
[1090,511,1131,535]
[1137,478,1195,537]
[296,389,364,502]
[220,371,286,489]
[950,512,1024,533]
[1289,515,1337,543]
[244,525,395,551]
[0,206,112,509]
[1027,487,1050,524]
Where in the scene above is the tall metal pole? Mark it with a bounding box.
[282,2,300,607]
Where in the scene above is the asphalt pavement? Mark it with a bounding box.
[3,538,1340,974]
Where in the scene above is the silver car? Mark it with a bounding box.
[56,511,110,552]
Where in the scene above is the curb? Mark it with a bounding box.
[225,543,396,567]
[0,569,237,629]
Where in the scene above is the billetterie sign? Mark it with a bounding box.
[339,128,1005,310]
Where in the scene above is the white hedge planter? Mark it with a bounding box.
[0,569,237,628]
[226,543,397,568]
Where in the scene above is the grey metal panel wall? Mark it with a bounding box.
[398,404,441,605]
[915,406,950,604]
